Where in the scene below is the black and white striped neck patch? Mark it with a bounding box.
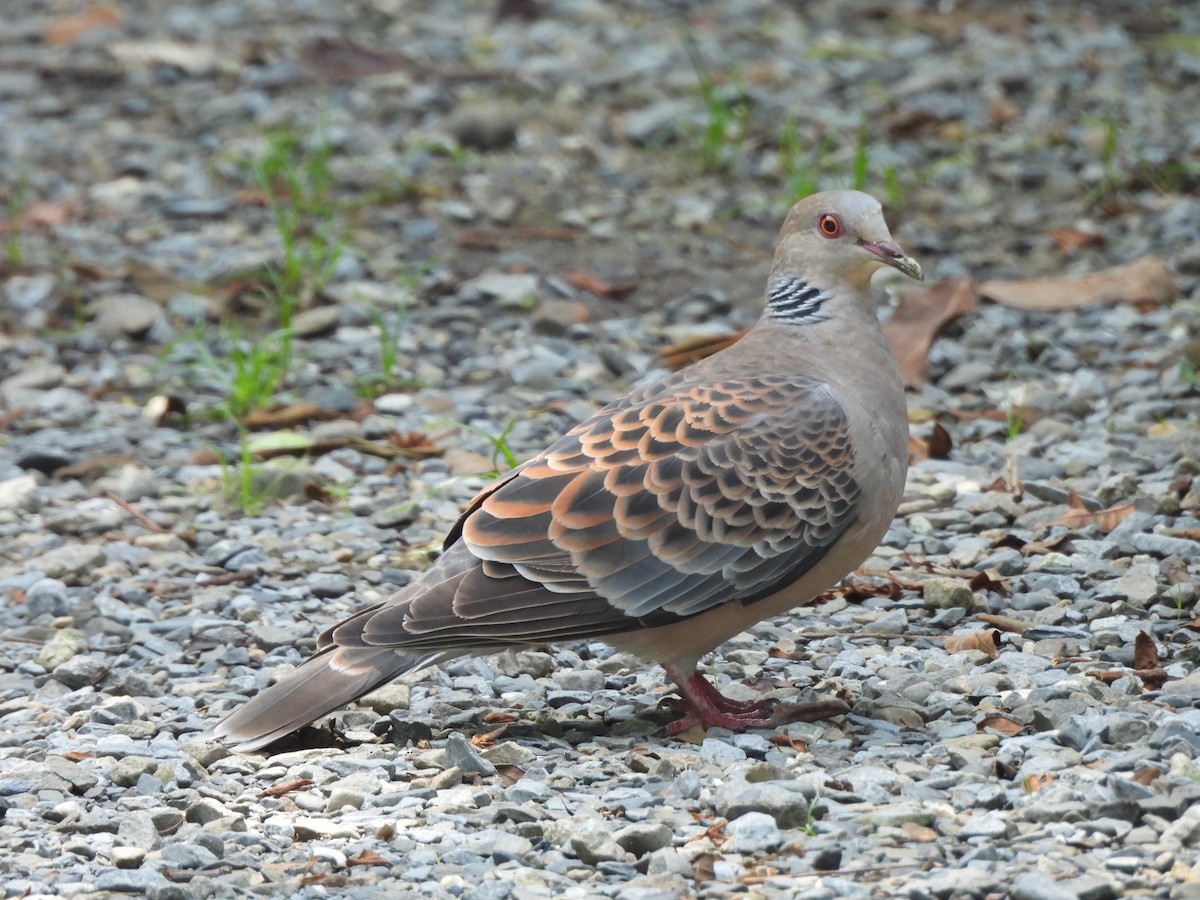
[766,274,828,324]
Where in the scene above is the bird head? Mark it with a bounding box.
[773,190,922,293]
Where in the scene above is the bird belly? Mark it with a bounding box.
[606,506,890,672]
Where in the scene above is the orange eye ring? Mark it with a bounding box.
[818,214,843,238]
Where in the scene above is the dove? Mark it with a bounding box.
[214,190,921,751]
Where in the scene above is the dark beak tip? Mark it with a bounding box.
[862,239,922,281]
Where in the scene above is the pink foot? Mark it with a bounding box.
[662,665,850,736]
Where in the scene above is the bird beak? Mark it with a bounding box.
[858,239,923,281]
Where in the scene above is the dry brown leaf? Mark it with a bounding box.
[1169,529,1200,543]
[495,764,525,786]
[901,822,939,842]
[909,423,952,465]
[769,645,805,661]
[21,199,79,230]
[59,751,94,762]
[979,256,1176,311]
[969,569,1009,595]
[44,5,121,45]
[482,712,519,724]
[388,431,441,456]
[1056,500,1135,534]
[469,724,508,749]
[977,713,1026,737]
[457,229,502,250]
[565,270,638,300]
[768,734,809,752]
[240,403,334,430]
[927,422,953,459]
[301,38,409,80]
[1134,631,1159,671]
[1130,766,1162,786]
[659,329,748,371]
[881,277,978,388]
[346,848,389,867]
[298,873,346,887]
[692,852,718,881]
[1137,668,1168,688]
[1049,228,1105,253]
[1,199,80,235]
[257,778,314,797]
[944,630,1001,659]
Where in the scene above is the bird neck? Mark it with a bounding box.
[764,273,831,326]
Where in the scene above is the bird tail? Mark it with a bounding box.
[211,646,444,752]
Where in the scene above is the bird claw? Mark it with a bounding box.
[661,666,851,736]
[664,697,851,736]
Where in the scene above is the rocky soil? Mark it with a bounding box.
[2,1,1199,897]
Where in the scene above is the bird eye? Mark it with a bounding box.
[818,214,843,238]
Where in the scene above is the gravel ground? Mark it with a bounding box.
[3,1,1200,897]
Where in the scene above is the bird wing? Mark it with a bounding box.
[348,368,861,649]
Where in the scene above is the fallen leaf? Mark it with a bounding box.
[943,630,1001,659]
[257,778,314,797]
[768,734,809,752]
[1130,766,1162,786]
[1137,668,1168,689]
[443,448,498,477]
[298,873,345,887]
[1169,529,1200,543]
[457,229,502,250]
[19,200,78,231]
[660,329,747,371]
[979,256,1176,311]
[388,431,441,457]
[927,422,953,459]
[346,849,389,867]
[240,403,337,430]
[969,570,1009,595]
[565,270,638,300]
[43,5,121,45]
[1055,500,1135,534]
[304,483,336,504]
[909,422,954,463]
[1134,631,1159,671]
[1064,489,1092,511]
[469,723,508,749]
[881,277,978,388]
[1049,228,1105,253]
[495,764,525,786]
[482,712,519,724]
[301,38,409,79]
[901,822,939,843]
[769,641,805,661]
[58,751,94,762]
[977,713,1026,737]
[692,852,718,881]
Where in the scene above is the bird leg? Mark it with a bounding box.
[662,664,850,736]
